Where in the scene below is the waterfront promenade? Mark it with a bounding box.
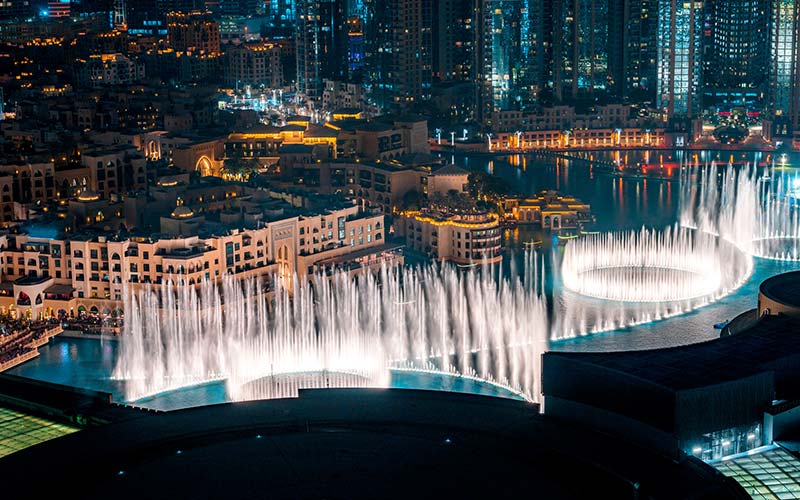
[0,322,64,372]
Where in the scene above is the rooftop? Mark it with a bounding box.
[545,314,800,393]
[432,164,469,177]
[0,404,79,459]
[713,446,800,499]
[0,388,747,500]
[760,270,800,309]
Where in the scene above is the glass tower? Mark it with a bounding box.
[657,0,703,118]
[553,0,610,100]
[769,0,800,134]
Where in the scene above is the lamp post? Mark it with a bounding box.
[435,128,442,145]
[487,132,493,152]
[515,130,522,150]
[450,131,455,146]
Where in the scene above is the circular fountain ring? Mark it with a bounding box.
[560,227,752,305]
[750,236,800,262]
[567,265,721,303]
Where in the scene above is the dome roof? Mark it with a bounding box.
[77,190,100,202]
[171,206,195,219]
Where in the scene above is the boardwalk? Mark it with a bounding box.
[0,324,63,372]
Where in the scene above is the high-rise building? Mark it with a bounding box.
[48,0,71,17]
[703,0,768,113]
[296,0,347,100]
[167,11,221,54]
[769,0,800,134]
[707,0,767,88]
[125,0,200,36]
[368,0,432,109]
[553,0,610,100]
[432,0,473,83]
[657,0,703,119]
[0,1,35,19]
[609,0,658,102]
[475,0,544,122]
[346,16,365,78]
[205,0,263,15]
[69,0,116,27]
[267,0,294,20]
[225,42,284,88]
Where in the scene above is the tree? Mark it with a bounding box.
[401,189,421,211]
[221,151,261,182]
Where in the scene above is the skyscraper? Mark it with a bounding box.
[433,0,473,83]
[296,0,347,100]
[657,0,703,118]
[368,0,432,109]
[553,0,610,101]
[708,0,768,89]
[769,0,800,134]
[474,0,544,123]
[346,16,365,78]
[703,0,768,113]
[610,0,658,102]
[0,1,35,19]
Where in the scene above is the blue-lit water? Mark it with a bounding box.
[9,150,800,408]
[7,338,523,411]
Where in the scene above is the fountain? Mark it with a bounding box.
[680,162,800,261]
[113,253,549,404]
[561,226,749,303]
[554,226,752,339]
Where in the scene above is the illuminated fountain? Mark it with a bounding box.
[555,226,752,338]
[113,254,549,404]
[680,162,800,261]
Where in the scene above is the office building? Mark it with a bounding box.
[768,0,800,135]
[368,0,432,109]
[553,0,610,100]
[295,0,347,101]
[656,0,703,119]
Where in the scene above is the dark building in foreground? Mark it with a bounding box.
[543,272,800,462]
[0,385,747,499]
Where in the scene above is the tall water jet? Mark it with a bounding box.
[554,226,751,339]
[679,162,800,261]
[113,256,550,404]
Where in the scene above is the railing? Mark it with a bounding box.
[0,349,38,372]
[0,324,63,373]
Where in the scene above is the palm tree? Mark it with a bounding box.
[222,151,261,181]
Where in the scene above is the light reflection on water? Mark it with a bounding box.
[459,150,800,351]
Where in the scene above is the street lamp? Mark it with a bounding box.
[435,128,442,145]
[450,131,455,146]
[487,132,493,152]
[515,130,522,150]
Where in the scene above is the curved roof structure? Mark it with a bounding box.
[0,388,746,499]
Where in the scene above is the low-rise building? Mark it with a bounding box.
[397,197,502,264]
[74,54,146,89]
[502,191,593,229]
[0,184,398,320]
